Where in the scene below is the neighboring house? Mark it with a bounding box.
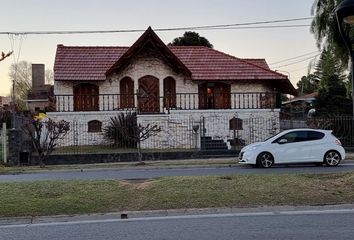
[0,96,11,108]
[49,27,296,149]
[26,64,53,112]
[282,92,318,119]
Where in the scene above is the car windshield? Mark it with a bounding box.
[263,131,282,142]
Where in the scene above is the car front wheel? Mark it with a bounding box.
[257,152,274,168]
[324,150,341,167]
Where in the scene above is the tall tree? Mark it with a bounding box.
[9,61,54,100]
[313,48,347,91]
[168,31,213,48]
[45,69,54,85]
[313,49,352,115]
[311,0,351,68]
[9,60,32,100]
[296,74,319,95]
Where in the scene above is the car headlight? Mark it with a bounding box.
[249,144,261,151]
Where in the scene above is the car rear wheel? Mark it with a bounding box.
[324,150,341,167]
[257,152,274,168]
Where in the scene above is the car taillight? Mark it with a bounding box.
[335,139,342,146]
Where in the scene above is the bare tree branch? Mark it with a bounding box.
[0,51,13,62]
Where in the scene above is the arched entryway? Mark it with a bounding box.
[198,82,231,109]
[138,75,160,113]
[120,77,135,109]
[73,83,99,111]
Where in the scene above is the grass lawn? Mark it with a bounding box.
[0,158,236,174]
[0,172,354,218]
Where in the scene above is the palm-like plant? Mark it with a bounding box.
[103,112,138,148]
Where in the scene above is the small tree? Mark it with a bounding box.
[127,123,161,164]
[23,114,70,167]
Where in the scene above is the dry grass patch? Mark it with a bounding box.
[120,179,155,190]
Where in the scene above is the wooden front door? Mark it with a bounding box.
[138,76,160,113]
[214,83,231,109]
[73,83,99,111]
[198,82,230,109]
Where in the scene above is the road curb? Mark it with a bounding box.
[2,204,354,226]
[0,216,32,226]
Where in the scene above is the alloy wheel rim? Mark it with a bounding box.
[326,152,340,166]
[261,154,273,167]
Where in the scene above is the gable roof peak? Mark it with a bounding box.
[105,27,191,77]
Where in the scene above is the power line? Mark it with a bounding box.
[164,17,312,30]
[288,66,312,73]
[0,17,312,35]
[269,50,320,65]
[273,54,320,68]
[197,24,310,31]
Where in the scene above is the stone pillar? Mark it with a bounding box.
[7,129,21,166]
[8,129,32,166]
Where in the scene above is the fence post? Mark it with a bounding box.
[2,122,7,163]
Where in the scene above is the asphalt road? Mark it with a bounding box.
[1,162,354,182]
[1,208,354,240]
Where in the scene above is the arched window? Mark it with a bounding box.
[88,120,102,132]
[163,77,176,109]
[120,77,135,109]
[73,83,99,111]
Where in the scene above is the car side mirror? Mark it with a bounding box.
[278,139,288,144]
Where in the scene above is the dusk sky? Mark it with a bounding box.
[0,0,318,96]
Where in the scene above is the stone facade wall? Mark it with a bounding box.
[54,50,198,112]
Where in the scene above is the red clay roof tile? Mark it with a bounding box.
[54,44,296,94]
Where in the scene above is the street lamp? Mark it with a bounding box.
[335,0,354,116]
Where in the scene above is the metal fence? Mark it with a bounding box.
[280,116,354,148]
[54,92,278,112]
[0,122,8,163]
[53,117,196,155]
[51,115,280,155]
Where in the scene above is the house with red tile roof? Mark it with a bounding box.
[49,27,296,149]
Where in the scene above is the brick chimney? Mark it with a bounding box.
[32,64,45,93]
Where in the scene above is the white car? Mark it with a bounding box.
[238,129,345,168]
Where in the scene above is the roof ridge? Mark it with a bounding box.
[168,45,210,48]
[206,47,287,79]
[242,58,266,60]
[238,57,287,79]
[57,45,129,48]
